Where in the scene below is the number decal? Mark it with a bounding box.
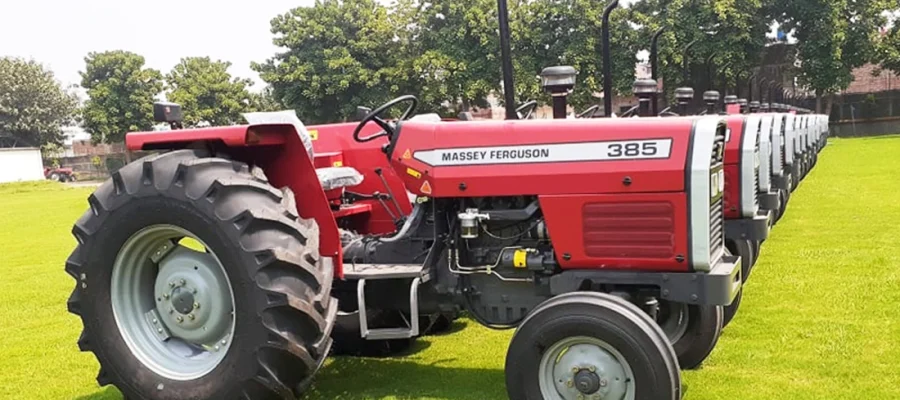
[606,140,666,159]
[607,144,623,157]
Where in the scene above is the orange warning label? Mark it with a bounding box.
[420,181,432,194]
[402,149,412,159]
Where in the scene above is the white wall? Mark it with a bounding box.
[0,148,45,183]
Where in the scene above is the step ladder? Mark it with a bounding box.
[343,263,429,340]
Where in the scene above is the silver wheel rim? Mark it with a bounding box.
[538,336,635,400]
[658,302,690,344]
[111,224,236,381]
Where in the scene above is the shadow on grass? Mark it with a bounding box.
[74,386,121,400]
[304,357,506,400]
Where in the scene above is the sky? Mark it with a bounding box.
[1,0,314,91]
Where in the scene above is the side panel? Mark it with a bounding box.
[390,118,694,198]
[723,164,741,219]
[540,193,690,272]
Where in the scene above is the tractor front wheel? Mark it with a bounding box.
[505,292,681,400]
[657,301,723,370]
[65,150,336,399]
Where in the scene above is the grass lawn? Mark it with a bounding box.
[2,135,900,399]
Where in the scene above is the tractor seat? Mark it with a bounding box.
[317,167,364,191]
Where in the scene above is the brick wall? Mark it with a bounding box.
[842,64,899,95]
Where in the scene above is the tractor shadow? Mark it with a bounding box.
[74,387,121,400]
[304,357,506,400]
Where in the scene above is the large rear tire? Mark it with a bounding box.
[65,150,336,399]
[505,292,681,400]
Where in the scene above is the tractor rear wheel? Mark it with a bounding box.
[657,301,723,370]
[65,150,336,399]
[505,292,681,400]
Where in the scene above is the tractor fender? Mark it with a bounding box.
[125,123,343,277]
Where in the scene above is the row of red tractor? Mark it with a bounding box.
[64,2,828,400]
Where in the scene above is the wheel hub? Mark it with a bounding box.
[541,337,632,400]
[154,248,232,347]
[573,369,602,394]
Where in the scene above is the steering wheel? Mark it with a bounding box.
[516,100,538,119]
[353,95,419,143]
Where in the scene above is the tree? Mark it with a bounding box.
[166,57,254,126]
[253,0,406,124]
[0,57,79,147]
[875,12,900,74]
[407,0,501,113]
[771,0,889,112]
[512,0,639,111]
[80,51,162,143]
[248,86,286,112]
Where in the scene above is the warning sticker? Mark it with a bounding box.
[402,149,412,159]
[420,181,432,194]
[308,129,319,140]
[413,139,672,167]
[406,167,422,179]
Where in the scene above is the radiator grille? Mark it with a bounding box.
[710,126,726,263]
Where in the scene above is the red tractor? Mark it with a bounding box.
[64,2,746,399]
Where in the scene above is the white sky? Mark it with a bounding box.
[0,0,314,91]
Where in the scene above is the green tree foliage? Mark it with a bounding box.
[0,57,79,147]
[513,0,639,110]
[253,0,404,124]
[166,57,253,126]
[80,51,162,143]
[771,0,889,110]
[875,12,900,74]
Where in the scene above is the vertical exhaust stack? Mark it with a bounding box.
[633,78,657,117]
[703,90,720,114]
[675,87,695,115]
[761,102,771,112]
[497,0,517,120]
[541,66,577,119]
[601,0,620,117]
[749,101,760,113]
[738,99,748,114]
[650,28,665,115]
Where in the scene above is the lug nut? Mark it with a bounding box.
[214,345,220,351]
[599,379,608,387]
[179,279,186,286]
[572,367,579,373]
[157,328,163,333]
[589,366,595,372]
[188,314,195,320]
[176,316,183,323]
[169,281,175,287]
[566,380,574,387]
[221,339,227,345]
[163,293,169,299]
[152,318,158,324]
[169,308,175,314]
[193,302,200,309]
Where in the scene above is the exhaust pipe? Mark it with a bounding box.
[738,98,748,114]
[705,54,716,91]
[703,90,720,114]
[541,66,577,119]
[749,101,761,113]
[497,0,517,120]
[682,39,698,86]
[650,28,665,115]
[634,78,657,117]
[675,87,694,115]
[601,0,620,117]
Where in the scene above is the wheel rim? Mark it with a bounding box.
[111,224,235,381]
[658,302,690,344]
[538,336,635,400]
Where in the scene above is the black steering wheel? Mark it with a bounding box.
[353,95,419,143]
[516,100,538,119]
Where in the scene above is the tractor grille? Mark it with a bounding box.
[754,132,761,206]
[709,125,726,262]
[710,197,725,261]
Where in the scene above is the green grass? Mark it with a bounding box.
[2,136,900,399]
